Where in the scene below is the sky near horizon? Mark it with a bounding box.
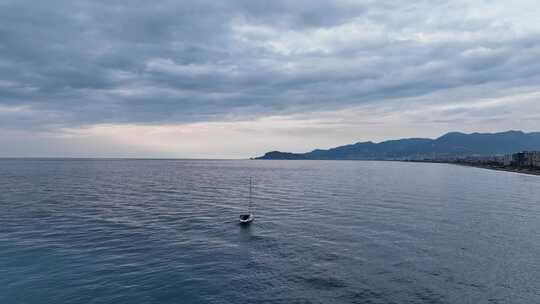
[1,1,540,158]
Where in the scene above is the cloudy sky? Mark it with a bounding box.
[1,0,540,158]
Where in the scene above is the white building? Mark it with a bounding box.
[503,154,513,166]
[533,152,540,168]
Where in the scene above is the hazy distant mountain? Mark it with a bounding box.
[256,131,540,160]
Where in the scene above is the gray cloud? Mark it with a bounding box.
[1,0,540,132]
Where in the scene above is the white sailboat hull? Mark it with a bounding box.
[239,214,254,224]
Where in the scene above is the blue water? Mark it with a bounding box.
[1,159,540,303]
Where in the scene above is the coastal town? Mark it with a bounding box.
[439,151,540,175]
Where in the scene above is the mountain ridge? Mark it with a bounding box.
[256,130,540,160]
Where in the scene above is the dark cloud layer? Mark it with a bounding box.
[1,0,540,129]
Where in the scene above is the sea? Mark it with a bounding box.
[1,159,539,303]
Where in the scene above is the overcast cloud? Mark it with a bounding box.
[1,0,539,157]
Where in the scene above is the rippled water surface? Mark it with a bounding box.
[1,159,540,303]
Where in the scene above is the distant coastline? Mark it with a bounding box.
[406,160,540,176]
[255,130,540,161]
[255,130,540,176]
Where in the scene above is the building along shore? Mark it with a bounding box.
[412,151,540,176]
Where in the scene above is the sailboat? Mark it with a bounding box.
[239,177,254,224]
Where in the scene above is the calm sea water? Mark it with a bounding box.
[1,159,539,303]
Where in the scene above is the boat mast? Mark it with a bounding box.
[249,177,252,213]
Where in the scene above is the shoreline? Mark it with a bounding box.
[408,160,540,176]
[454,163,540,176]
